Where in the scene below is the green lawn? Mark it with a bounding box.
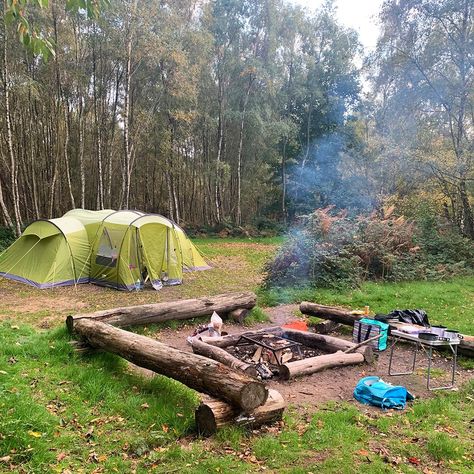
[259,276,474,334]
[0,237,473,473]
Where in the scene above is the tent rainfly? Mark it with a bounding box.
[0,209,210,291]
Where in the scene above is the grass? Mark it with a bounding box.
[0,236,473,473]
[258,276,474,334]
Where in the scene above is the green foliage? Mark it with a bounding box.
[0,226,15,252]
[264,208,474,289]
[4,0,109,60]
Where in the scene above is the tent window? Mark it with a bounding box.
[95,228,118,267]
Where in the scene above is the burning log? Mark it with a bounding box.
[196,389,286,436]
[191,337,258,377]
[66,292,257,332]
[73,318,268,412]
[280,351,365,380]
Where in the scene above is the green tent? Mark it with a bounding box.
[0,209,210,291]
[0,217,90,288]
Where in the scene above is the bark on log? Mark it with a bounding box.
[300,302,363,326]
[282,329,373,363]
[191,337,258,377]
[280,351,365,380]
[314,319,340,334]
[67,292,257,332]
[200,327,284,348]
[196,389,285,436]
[73,319,267,412]
[459,335,474,357]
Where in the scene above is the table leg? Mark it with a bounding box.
[427,343,457,391]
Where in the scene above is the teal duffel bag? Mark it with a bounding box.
[353,318,389,351]
[354,376,414,410]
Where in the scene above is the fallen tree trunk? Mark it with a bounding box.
[191,337,257,377]
[300,302,474,358]
[67,292,257,332]
[300,302,363,326]
[282,328,373,363]
[200,327,284,348]
[73,319,267,412]
[196,389,285,436]
[280,351,364,380]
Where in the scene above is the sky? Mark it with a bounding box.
[292,0,383,52]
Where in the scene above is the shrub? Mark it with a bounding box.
[263,207,474,289]
[0,226,15,252]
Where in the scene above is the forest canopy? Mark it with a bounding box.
[0,0,472,241]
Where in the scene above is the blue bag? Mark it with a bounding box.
[353,318,389,351]
[354,376,414,410]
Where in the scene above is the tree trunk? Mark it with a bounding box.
[199,327,284,348]
[191,337,257,377]
[215,77,224,224]
[196,389,285,436]
[282,328,373,362]
[280,351,364,380]
[121,0,137,209]
[74,318,268,412]
[67,291,257,331]
[2,5,21,235]
[63,102,76,208]
[236,80,252,226]
[300,302,363,326]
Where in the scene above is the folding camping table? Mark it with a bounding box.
[388,329,460,391]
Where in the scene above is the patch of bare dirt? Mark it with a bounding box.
[143,305,474,410]
[9,296,88,314]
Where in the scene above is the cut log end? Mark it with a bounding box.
[227,308,250,324]
[196,389,285,436]
[240,382,269,412]
[196,405,217,436]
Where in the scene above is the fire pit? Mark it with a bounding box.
[192,326,372,380]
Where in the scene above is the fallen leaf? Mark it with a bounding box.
[84,426,94,440]
[28,430,42,438]
[11,325,19,330]
[56,452,67,461]
[357,449,369,456]
[141,403,149,410]
[0,370,7,375]
[98,454,107,462]
[408,457,421,466]
[162,424,169,433]
[0,456,11,463]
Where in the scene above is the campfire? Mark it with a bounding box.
[193,326,372,380]
[228,333,325,379]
